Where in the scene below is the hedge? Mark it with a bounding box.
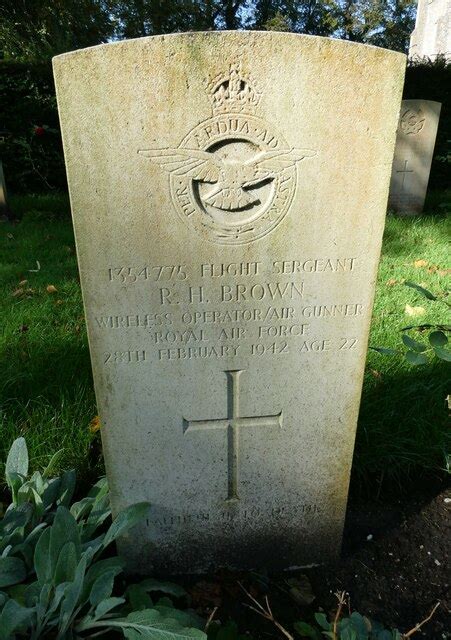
[0,60,67,193]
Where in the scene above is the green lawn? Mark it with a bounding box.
[1,194,450,493]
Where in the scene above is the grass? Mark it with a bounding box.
[0,194,98,486]
[355,210,450,492]
[0,192,450,494]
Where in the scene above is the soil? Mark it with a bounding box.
[185,483,450,639]
[311,483,450,639]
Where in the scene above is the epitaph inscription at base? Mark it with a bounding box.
[54,33,405,573]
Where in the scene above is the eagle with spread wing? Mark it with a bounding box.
[138,146,316,212]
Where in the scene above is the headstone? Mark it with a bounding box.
[388,99,441,215]
[0,130,13,220]
[53,33,405,574]
[0,160,10,219]
[409,0,451,60]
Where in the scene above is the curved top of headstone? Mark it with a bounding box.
[401,98,442,107]
[53,30,406,249]
[53,30,406,62]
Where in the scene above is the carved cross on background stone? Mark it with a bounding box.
[396,159,414,191]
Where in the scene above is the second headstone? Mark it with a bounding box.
[388,99,441,215]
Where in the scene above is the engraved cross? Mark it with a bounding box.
[183,370,282,502]
[396,160,414,191]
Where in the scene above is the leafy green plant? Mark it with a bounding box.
[240,584,438,640]
[207,620,253,640]
[371,281,450,365]
[295,611,402,639]
[0,438,206,639]
[3,437,74,520]
[1,437,78,577]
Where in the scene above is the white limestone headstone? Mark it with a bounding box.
[53,33,405,574]
[0,160,9,218]
[388,99,441,215]
[409,0,451,60]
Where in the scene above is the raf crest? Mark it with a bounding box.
[400,108,425,136]
[138,62,316,245]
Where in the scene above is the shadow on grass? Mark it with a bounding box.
[9,192,71,220]
[0,337,99,486]
[352,360,449,498]
[1,337,92,405]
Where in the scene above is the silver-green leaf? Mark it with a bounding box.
[113,609,206,640]
[404,281,437,300]
[139,579,187,598]
[401,334,427,353]
[5,438,28,479]
[34,527,52,584]
[0,557,27,588]
[370,346,399,356]
[102,502,150,549]
[50,507,81,579]
[405,351,429,365]
[429,330,448,348]
[54,541,78,585]
[89,570,116,607]
[433,345,451,362]
[0,599,33,640]
[94,596,125,620]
